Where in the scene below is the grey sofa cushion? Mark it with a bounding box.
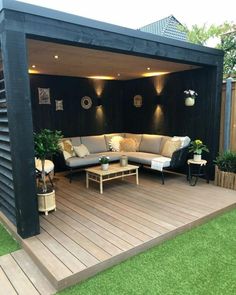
[81,135,107,153]
[139,134,163,154]
[124,133,143,151]
[104,133,124,150]
[66,155,100,168]
[160,136,172,153]
[66,152,122,168]
[71,137,82,146]
[125,152,162,165]
[97,152,123,161]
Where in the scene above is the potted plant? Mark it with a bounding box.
[189,139,209,161]
[214,151,236,190]
[99,155,110,171]
[34,129,62,215]
[184,89,198,106]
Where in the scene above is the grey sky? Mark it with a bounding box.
[17,0,235,29]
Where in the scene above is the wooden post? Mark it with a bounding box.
[224,77,233,151]
[1,30,40,238]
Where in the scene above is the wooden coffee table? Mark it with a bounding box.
[85,163,139,194]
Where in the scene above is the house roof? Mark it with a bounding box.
[0,0,222,57]
[139,15,187,41]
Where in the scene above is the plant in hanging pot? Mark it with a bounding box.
[34,129,62,215]
[99,155,110,171]
[189,139,209,161]
[184,89,198,106]
[214,151,236,190]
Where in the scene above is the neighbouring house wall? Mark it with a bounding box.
[30,74,124,137]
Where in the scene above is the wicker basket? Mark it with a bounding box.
[215,166,236,190]
[37,190,56,215]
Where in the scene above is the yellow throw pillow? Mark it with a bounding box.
[120,138,138,152]
[73,144,90,158]
[162,140,181,158]
[60,139,75,160]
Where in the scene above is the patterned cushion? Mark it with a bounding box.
[109,136,124,151]
[60,139,75,160]
[161,140,181,157]
[73,144,90,158]
[104,133,125,150]
[125,133,142,151]
[120,138,138,152]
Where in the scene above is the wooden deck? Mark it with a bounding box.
[2,169,236,292]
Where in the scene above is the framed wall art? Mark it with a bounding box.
[38,88,51,104]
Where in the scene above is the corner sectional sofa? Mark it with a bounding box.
[63,133,190,184]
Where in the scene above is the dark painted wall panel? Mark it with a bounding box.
[30,75,124,137]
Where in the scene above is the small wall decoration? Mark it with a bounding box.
[133,95,143,108]
[38,88,51,104]
[81,96,92,109]
[55,100,64,111]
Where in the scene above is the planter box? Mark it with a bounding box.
[37,190,56,215]
[215,166,236,190]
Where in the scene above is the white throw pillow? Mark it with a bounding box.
[172,136,191,148]
[73,144,90,158]
[109,136,123,151]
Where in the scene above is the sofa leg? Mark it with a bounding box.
[161,171,165,185]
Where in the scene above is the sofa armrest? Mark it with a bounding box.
[170,146,189,168]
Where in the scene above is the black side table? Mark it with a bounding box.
[187,159,209,186]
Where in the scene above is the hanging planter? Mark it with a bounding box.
[185,97,195,106]
[184,89,198,107]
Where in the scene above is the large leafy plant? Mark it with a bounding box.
[34,129,62,193]
[215,151,236,173]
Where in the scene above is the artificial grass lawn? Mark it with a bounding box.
[59,208,236,295]
[0,222,20,256]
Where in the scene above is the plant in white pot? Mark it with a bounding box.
[184,89,198,106]
[34,129,62,215]
[189,139,209,161]
[99,155,110,171]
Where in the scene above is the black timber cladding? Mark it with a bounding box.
[0,29,40,238]
[0,69,16,224]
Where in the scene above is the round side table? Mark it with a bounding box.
[187,159,209,186]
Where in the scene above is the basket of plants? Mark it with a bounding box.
[214,151,236,190]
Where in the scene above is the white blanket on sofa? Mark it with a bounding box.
[151,157,171,172]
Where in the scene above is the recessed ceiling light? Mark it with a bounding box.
[54,55,59,59]
[32,65,36,68]
[142,72,169,77]
[147,67,151,70]
[88,76,115,80]
[28,69,39,74]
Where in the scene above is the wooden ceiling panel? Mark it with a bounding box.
[27,39,199,80]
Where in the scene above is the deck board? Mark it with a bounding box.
[0,253,40,295]
[11,250,56,295]
[0,266,17,295]
[3,170,236,291]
